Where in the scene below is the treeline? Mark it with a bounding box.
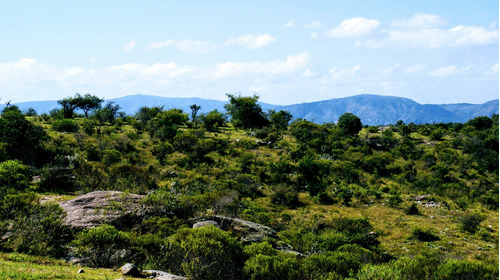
[0,93,498,279]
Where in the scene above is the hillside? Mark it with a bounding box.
[0,98,497,279]
[5,94,498,125]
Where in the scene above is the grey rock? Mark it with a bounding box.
[58,191,147,228]
[120,263,142,277]
[191,215,278,243]
[193,220,219,228]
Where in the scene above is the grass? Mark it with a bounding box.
[0,252,140,279]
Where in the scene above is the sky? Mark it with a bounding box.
[0,0,498,105]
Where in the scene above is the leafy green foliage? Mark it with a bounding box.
[337,112,362,136]
[224,94,268,129]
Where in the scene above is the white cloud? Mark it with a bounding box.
[329,65,362,80]
[123,40,137,52]
[391,13,447,29]
[356,14,499,48]
[90,57,97,64]
[405,63,426,73]
[325,17,380,38]
[310,32,319,39]
[431,65,458,76]
[282,20,294,29]
[211,52,310,78]
[305,21,321,29]
[145,40,175,51]
[491,63,499,73]
[225,34,276,49]
[172,40,217,54]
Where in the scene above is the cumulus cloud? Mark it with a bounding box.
[325,17,380,38]
[211,52,310,78]
[123,40,137,52]
[329,65,362,80]
[145,40,175,51]
[405,63,426,73]
[225,34,276,49]
[356,13,499,48]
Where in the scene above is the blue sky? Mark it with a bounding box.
[0,0,498,105]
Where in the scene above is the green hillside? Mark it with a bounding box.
[0,94,498,279]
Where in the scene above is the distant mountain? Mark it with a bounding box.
[4,94,498,125]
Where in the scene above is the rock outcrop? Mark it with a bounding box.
[190,215,278,243]
[58,191,147,228]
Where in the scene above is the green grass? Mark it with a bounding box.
[0,252,139,279]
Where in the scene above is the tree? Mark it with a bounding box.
[337,113,362,136]
[93,101,121,125]
[76,93,103,118]
[58,96,79,119]
[149,109,189,140]
[190,104,201,123]
[269,110,293,131]
[201,109,226,131]
[224,94,268,129]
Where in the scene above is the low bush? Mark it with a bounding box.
[52,119,79,133]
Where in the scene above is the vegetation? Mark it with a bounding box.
[0,93,497,279]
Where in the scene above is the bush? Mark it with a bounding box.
[244,253,302,280]
[411,226,440,242]
[271,185,301,208]
[460,213,486,234]
[52,119,79,133]
[435,259,499,280]
[163,226,245,280]
[0,160,31,193]
[4,202,71,258]
[73,224,133,268]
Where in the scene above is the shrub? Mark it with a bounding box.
[405,203,420,215]
[244,253,302,280]
[5,202,71,258]
[460,213,486,234]
[0,160,30,193]
[411,226,440,242]
[52,119,79,133]
[302,251,360,278]
[73,224,133,268]
[163,226,245,280]
[435,259,499,280]
[271,185,301,208]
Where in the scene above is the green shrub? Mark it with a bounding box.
[0,160,30,193]
[271,185,301,208]
[302,251,360,278]
[435,259,499,280]
[73,224,133,268]
[52,119,79,133]
[163,226,245,280]
[244,253,302,280]
[411,226,440,242]
[460,213,486,234]
[356,263,404,280]
[5,202,71,258]
[102,149,123,165]
[405,203,420,215]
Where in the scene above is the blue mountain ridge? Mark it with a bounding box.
[3,94,498,125]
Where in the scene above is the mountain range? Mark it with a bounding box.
[4,94,498,125]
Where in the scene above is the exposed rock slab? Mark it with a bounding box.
[191,215,278,243]
[58,191,147,228]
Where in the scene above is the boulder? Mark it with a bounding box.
[190,215,278,243]
[192,220,219,228]
[120,263,142,277]
[58,191,147,228]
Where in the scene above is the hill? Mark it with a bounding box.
[5,94,498,125]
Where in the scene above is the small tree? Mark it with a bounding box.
[224,94,268,129]
[269,110,293,131]
[58,96,79,119]
[201,110,226,131]
[338,113,362,136]
[190,104,201,123]
[77,93,103,117]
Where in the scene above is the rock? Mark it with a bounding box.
[77,269,84,274]
[193,220,219,228]
[190,215,278,243]
[413,195,428,201]
[58,191,148,228]
[143,270,187,280]
[120,263,142,277]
